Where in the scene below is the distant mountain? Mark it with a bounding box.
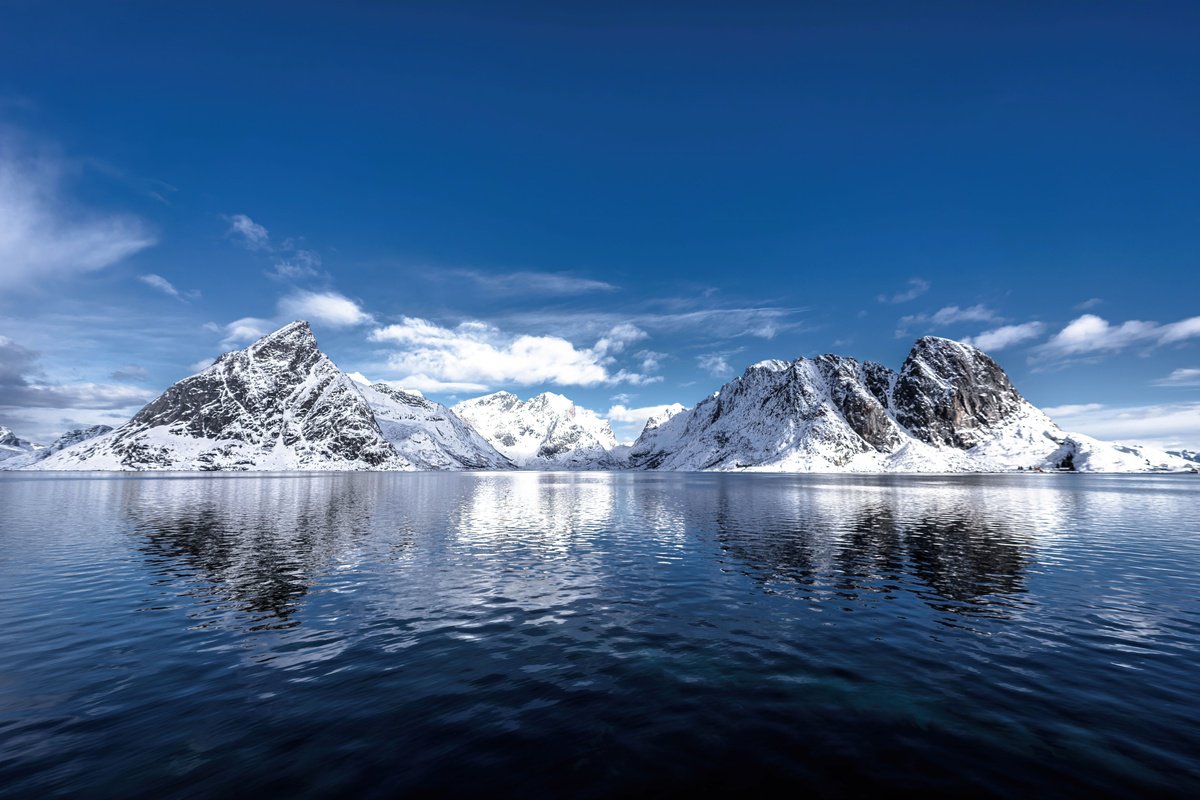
[452,391,620,469]
[0,426,43,463]
[360,383,513,470]
[32,322,409,471]
[1169,449,1199,464]
[0,425,112,469]
[629,337,1192,473]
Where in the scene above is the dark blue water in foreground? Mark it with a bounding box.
[1,472,1198,798]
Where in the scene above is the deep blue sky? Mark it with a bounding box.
[0,1,1197,446]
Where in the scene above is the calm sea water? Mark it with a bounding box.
[1,472,1198,797]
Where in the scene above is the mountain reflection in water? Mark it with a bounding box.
[1,472,1197,798]
[122,473,1042,633]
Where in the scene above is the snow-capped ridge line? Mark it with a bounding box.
[8,323,1192,473]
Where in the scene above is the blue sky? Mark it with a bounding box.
[0,1,1197,447]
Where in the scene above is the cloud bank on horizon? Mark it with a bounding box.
[0,3,1197,448]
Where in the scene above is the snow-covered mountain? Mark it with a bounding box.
[31,322,410,471]
[359,383,513,470]
[0,425,112,470]
[11,327,1194,474]
[0,426,43,463]
[629,337,1193,473]
[1169,449,1200,464]
[451,391,620,469]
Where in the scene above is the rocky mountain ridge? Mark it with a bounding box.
[6,324,1194,473]
[628,337,1190,473]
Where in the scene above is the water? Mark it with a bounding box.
[1,472,1198,797]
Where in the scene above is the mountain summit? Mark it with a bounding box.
[629,336,1188,473]
[451,391,620,469]
[34,321,408,471]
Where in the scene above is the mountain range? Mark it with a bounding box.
[8,320,1196,474]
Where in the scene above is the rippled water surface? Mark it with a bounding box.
[1,472,1198,797]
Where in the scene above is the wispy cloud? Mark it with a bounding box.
[225,213,326,281]
[269,249,322,280]
[877,277,930,304]
[1076,298,1103,310]
[1154,368,1200,387]
[455,269,618,296]
[697,349,743,377]
[226,213,270,250]
[896,304,999,337]
[0,138,155,290]
[1038,314,1200,359]
[138,273,198,302]
[963,321,1045,352]
[211,317,276,349]
[505,305,805,341]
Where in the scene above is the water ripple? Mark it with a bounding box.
[1,472,1198,797]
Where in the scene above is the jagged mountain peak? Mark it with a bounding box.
[630,336,1192,473]
[32,322,406,471]
[452,390,618,469]
[893,335,1023,448]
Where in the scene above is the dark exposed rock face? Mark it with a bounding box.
[891,337,1024,448]
[37,321,404,470]
[629,336,1061,472]
[819,355,902,452]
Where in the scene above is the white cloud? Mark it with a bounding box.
[593,323,647,357]
[504,306,805,341]
[1076,298,1103,310]
[0,143,155,290]
[896,304,999,337]
[278,291,373,328]
[269,249,322,280]
[606,403,682,425]
[217,317,275,349]
[1039,314,1200,358]
[368,318,654,390]
[383,374,484,394]
[456,269,617,295]
[1040,401,1200,451]
[1042,403,1106,417]
[697,352,733,377]
[138,273,197,301]
[188,357,216,373]
[963,322,1045,352]
[227,213,269,249]
[1154,368,1200,387]
[877,278,930,304]
[1161,317,1200,345]
[605,402,686,445]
